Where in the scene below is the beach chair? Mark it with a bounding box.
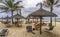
[6,24,12,27]
[44,26,54,32]
[0,29,8,36]
[26,26,32,32]
[42,23,47,26]
[26,26,35,34]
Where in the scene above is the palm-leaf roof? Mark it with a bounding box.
[28,9,57,17]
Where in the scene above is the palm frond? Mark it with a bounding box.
[0,7,7,9]
[2,2,7,6]
[43,1,51,7]
[47,0,52,6]
[8,0,13,8]
[54,0,59,5]
[0,0,21,11]
[0,5,6,7]
[2,0,11,8]
[36,3,40,6]
[14,1,20,6]
[4,0,14,8]
[11,0,15,2]
[18,6,24,8]
[42,3,49,8]
[48,0,54,4]
[43,0,59,7]
[56,4,60,7]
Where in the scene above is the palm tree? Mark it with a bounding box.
[43,0,60,26]
[0,0,22,24]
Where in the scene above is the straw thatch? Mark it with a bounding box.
[12,14,24,19]
[2,16,11,19]
[28,9,57,17]
[28,8,57,34]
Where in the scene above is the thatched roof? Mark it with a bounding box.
[1,16,11,19]
[28,9,57,17]
[12,14,24,19]
[26,17,40,19]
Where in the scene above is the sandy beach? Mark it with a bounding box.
[0,22,60,37]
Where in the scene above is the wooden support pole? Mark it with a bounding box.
[55,17,56,26]
[40,17,42,34]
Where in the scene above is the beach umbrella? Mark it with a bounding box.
[28,8,57,34]
[3,16,11,19]
[2,16,11,22]
[0,17,3,22]
[28,8,57,17]
[12,14,24,19]
[26,17,39,23]
[11,14,24,23]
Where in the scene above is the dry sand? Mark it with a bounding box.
[0,22,60,37]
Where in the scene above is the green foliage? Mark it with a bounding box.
[44,0,59,7]
[0,0,20,11]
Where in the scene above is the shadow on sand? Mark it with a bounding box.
[41,31,60,37]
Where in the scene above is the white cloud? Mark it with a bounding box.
[0,0,60,18]
[22,0,45,8]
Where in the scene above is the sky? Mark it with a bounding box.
[19,0,60,18]
[0,0,60,18]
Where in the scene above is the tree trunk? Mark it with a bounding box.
[50,6,53,26]
[11,10,14,24]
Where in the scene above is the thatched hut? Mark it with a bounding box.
[28,8,57,34]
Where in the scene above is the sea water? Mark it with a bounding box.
[0,17,60,22]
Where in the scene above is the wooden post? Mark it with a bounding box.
[33,18,34,22]
[50,6,53,26]
[7,16,8,23]
[40,17,42,34]
[2,17,3,22]
[28,18,29,22]
[37,18,38,22]
[55,17,56,26]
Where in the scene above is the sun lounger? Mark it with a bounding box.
[42,23,47,26]
[26,26,36,34]
[44,26,54,32]
[26,26,32,32]
[0,29,8,36]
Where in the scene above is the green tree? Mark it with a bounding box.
[0,0,22,24]
[43,0,60,26]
